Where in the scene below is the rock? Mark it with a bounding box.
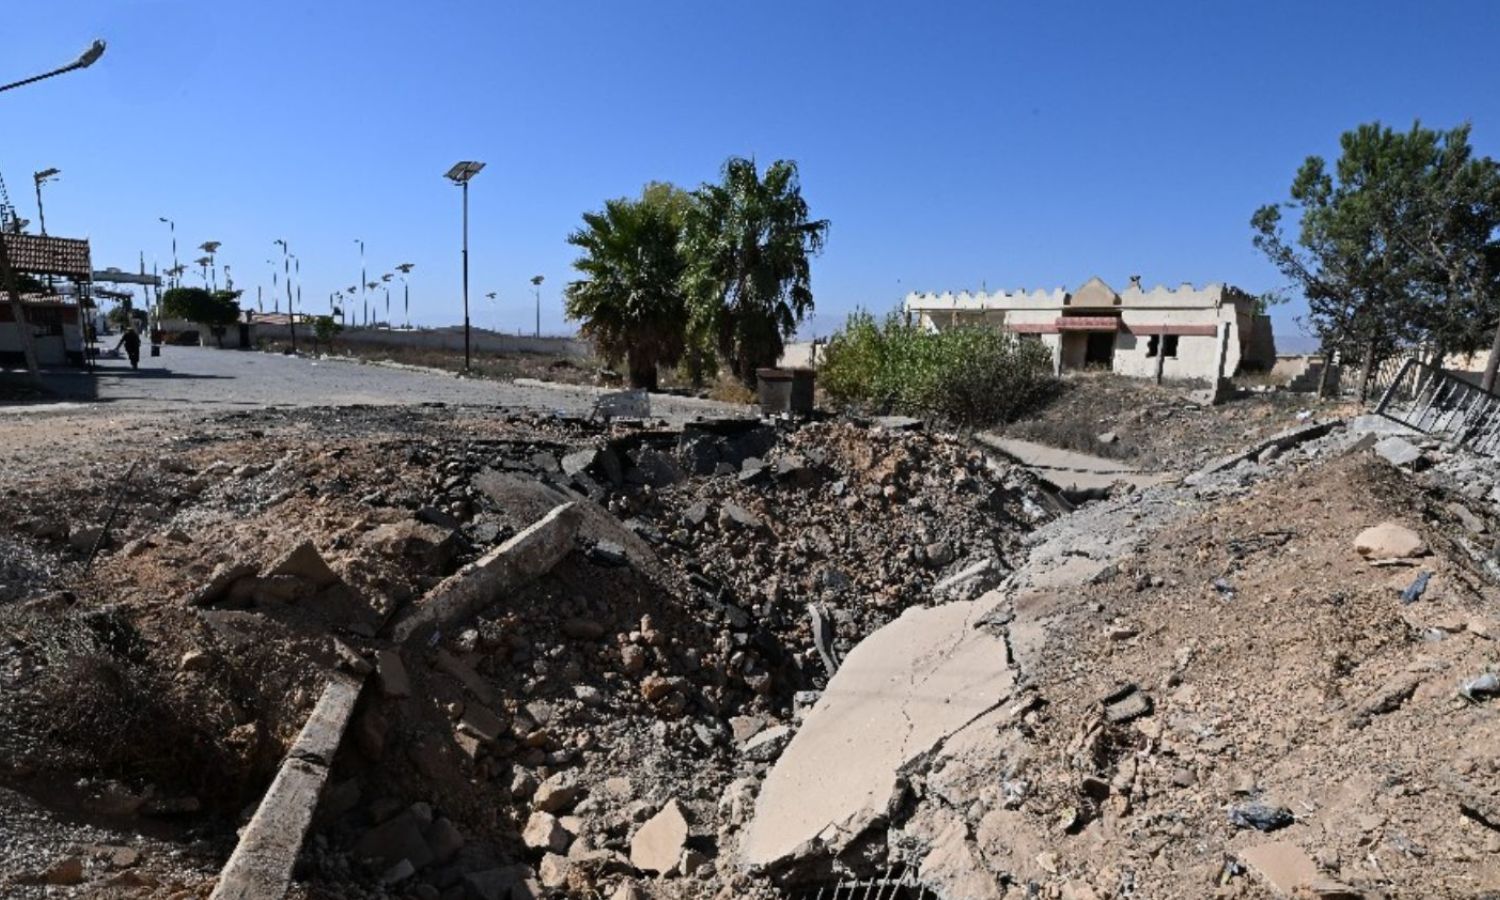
[640,675,674,702]
[333,639,373,675]
[741,724,793,762]
[362,520,458,573]
[379,858,415,885]
[1239,841,1320,895]
[376,649,412,699]
[265,540,340,588]
[1353,522,1427,559]
[464,865,540,900]
[425,817,465,864]
[1097,431,1118,444]
[1374,436,1424,468]
[610,882,647,900]
[1228,802,1295,832]
[457,705,507,743]
[924,541,956,568]
[185,561,257,606]
[538,853,573,889]
[620,645,647,676]
[1101,685,1153,724]
[718,503,763,531]
[355,810,435,869]
[523,811,571,853]
[729,715,767,744]
[629,799,689,875]
[679,847,709,876]
[588,539,630,568]
[534,771,583,813]
[42,856,84,885]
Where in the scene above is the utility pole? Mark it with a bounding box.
[354,238,364,330]
[274,239,295,351]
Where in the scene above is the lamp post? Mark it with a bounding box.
[274,239,295,351]
[32,168,59,235]
[0,39,106,94]
[395,262,414,329]
[353,238,364,329]
[199,241,221,292]
[381,273,393,326]
[530,274,544,338]
[195,255,212,288]
[444,161,485,370]
[158,217,178,288]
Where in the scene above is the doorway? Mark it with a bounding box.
[1084,331,1115,368]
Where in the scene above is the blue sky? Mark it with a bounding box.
[5,2,1498,345]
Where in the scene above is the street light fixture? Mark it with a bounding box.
[0,39,107,94]
[273,238,295,351]
[444,160,485,370]
[32,168,59,236]
[198,241,221,292]
[530,274,544,338]
[395,262,414,329]
[158,217,178,288]
[353,238,364,329]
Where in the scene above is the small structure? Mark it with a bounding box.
[903,276,1275,382]
[0,232,93,367]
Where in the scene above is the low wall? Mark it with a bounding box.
[254,324,591,358]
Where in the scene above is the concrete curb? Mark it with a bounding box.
[209,672,366,900]
[390,501,582,645]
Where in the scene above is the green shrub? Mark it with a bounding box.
[820,310,1056,425]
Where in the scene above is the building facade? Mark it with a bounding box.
[903,276,1275,382]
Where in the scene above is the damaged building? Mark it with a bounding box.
[903,276,1276,382]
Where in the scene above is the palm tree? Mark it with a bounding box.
[564,188,689,390]
[683,157,829,386]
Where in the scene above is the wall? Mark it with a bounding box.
[252,324,592,358]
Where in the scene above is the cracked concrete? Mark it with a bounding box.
[739,599,1015,870]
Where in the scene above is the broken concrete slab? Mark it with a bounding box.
[265,540,340,588]
[1374,436,1425,468]
[1353,522,1428,559]
[472,469,657,569]
[209,672,366,900]
[975,434,1174,493]
[361,520,458,573]
[185,562,257,607]
[741,599,1014,869]
[375,649,411,699]
[390,502,581,645]
[1238,841,1320,896]
[630,799,689,875]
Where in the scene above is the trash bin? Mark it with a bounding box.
[756,368,815,416]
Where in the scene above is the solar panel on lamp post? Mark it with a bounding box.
[444,161,485,370]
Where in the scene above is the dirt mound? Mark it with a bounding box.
[977,452,1500,897]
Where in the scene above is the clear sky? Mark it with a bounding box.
[5,1,1498,345]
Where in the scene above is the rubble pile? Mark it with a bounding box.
[0,404,1054,898]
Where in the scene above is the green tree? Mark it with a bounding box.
[161,287,241,347]
[563,184,691,389]
[683,157,829,386]
[1253,121,1500,398]
[312,315,343,352]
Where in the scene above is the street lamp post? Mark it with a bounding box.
[395,262,414,329]
[531,275,544,338]
[444,161,485,370]
[274,239,295,351]
[199,241,221,292]
[158,217,178,288]
[33,168,59,235]
[353,239,364,329]
[380,273,393,326]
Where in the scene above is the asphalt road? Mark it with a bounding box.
[2,347,743,423]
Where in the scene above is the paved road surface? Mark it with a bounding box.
[1,348,743,424]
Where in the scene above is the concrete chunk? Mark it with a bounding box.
[1238,841,1319,895]
[630,799,689,874]
[266,541,340,588]
[742,599,1014,868]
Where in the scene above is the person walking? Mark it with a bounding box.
[114,326,142,370]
